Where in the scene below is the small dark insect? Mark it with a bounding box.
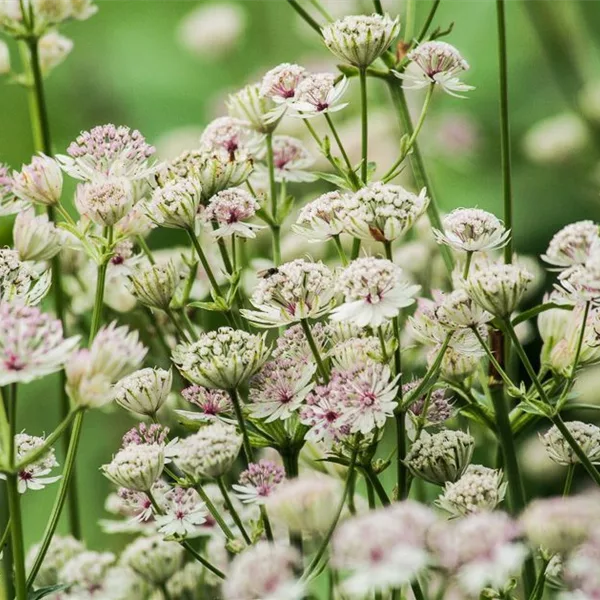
[258,267,280,279]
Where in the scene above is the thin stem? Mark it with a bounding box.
[463,251,473,279]
[307,0,332,22]
[563,463,575,497]
[281,450,304,556]
[0,517,11,557]
[216,478,252,545]
[89,227,113,343]
[373,0,384,15]
[186,229,223,297]
[196,484,235,540]
[300,319,329,381]
[228,389,254,465]
[286,0,323,35]
[569,301,590,381]
[164,306,190,342]
[302,448,359,580]
[383,83,435,183]
[359,67,368,184]
[528,559,549,600]
[137,235,156,264]
[404,0,416,42]
[387,81,454,274]
[496,0,513,264]
[417,0,442,43]
[332,235,348,266]
[472,327,515,390]
[351,238,361,261]
[260,505,274,542]
[26,411,85,588]
[363,466,391,506]
[324,113,358,187]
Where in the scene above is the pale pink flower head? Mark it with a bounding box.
[181,385,233,420]
[249,356,316,422]
[74,176,134,226]
[396,41,474,97]
[233,460,286,504]
[430,511,527,596]
[558,250,600,304]
[294,190,350,242]
[121,423,170,449]
[12,153,63,207]
[331,257,420,328]
[0,248,51,306]
[155,486,207,540]
[227,83,280,134]
[268,135,315,182]
[272,322,327,361]
[0,302,79,386]
[289,72,349,117]
[12,433,61,494]
[223,542,304,600]
[542,220,599,269]
[58,123,156,181]
[563,531,600,598]
[204,187,263,239]
[0,162,28,216]
[101,443,165,492]
[260,63,308,103]
[13,207,67,262]
[200,116,254,160]
[332,502,435,597]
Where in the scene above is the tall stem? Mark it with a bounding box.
[216,478,252,545]
[186,229,222,297]
[324,113,359,188]
[300,319,329,381]
[359,67,368,184]
[563,464,575,496]
[265,133,282,266]
[387,81,454,274]
[496,0,513,264]
[404,0,416,42]
[89,227,113,342]
[228,389,254,465]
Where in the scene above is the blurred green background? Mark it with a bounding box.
[2,0,600,553]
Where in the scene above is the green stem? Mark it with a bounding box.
[281,450,304,556]
[300,319,329,381]
[332,235,348,266]
[196,485,235,540]
[472,327,515,390]
[383,84,435,183]
[373,0,384,15]
[404,0,416,42]
[0,517,11,557]
[137,235,156,264]
[511,302,572,327]
[527,559,549,600]
[496,0,513,264]
[228,389,254,465]
[216,478,252,545]
[302,448,358,580]
[186,229,222,297]
[569,301,590,381]
[563,463,575,496]
[363,466,390,506]
[89,227,113,343]
[351,238,361,260]
[463,251,473,279]
[387,81,454,274]
[286,0,322,35]
[417,0,442,43]
[164,306,191,342]
[324,113,359,188]
[359,67,368,184]
[307,0,332,21]
[26,411,85,588]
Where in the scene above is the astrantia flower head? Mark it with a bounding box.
[249,356,316,422]
[433,208,510,253]
[242,258,335,327]
[26,535,84,588]
[232,460,286,504]
[563,531,600,598]
[101,443,164,491]
[267,135,316,182]
[273,321,327,361]
[430,511,526,596]
[329,335,384,370]
[322,13,400,67]
[463,262,534,317]
[331,257,420,327]
[260,62,308,102]
[204,188,262,239]
[155,486,207,539]
[58,124,156,181]
[542,220,600,268]
[227,82,280,134]
[0,249,51,306]
[541,421,600,466]
[404,429,474,486]
[0,302,79,386]
[289,72,349,117]
[436,345,482,381]
[13,207,67,262]
[293,190,350,241]
[223,542,304,600]
[12,153,63,207]
[558,250,600,303]
[435,288,493,328]
[12,433,61,493]
[74,176,134,226]
[200,116,254,160]
[164,148,253,202]
[38,31,73,74]
[436,464,507,517]
[59,550,115,599]
[121,535,184,584]
[332,502,435,598]
[0,162,27,216]
[172,327,270,389]
[344,182,429,242]
[174,421,242,479]
[114,367,173,416]
[181,385,233,420]
[521,494,600,554]
[129,259,181,311]
[146,176,201,230]
[405,383,454,430]
[266,474,343,534]
[396,40,474,97]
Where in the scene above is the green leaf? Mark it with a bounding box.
[188,297,229,312]
[314,170,352,190]
[30,585,70,599]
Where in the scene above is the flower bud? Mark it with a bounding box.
[114,367,173,416]
[129,260,180,311]
[404,429,474,486]
[436,465,506,517]
[74,176,134,226]
[121,535,184,585]
[12,154,63,206]
[13,207,67,262]
[540,420,600,466]
[38,31,73,74]
[101,443,164,491]
[227,83,279,134]
[174,421,242,479]
[146,176,201,230]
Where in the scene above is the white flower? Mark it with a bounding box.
[199,116,255,159]
[38,31,73,73]
[121,535,184,585]
[12,153,63,206]
[332,257,420,327]
[114,367,173,416]
[0,163,28,216]
[293,190,351,241]
[13,207,67,262]
[203,188,263,239]
[232,460,286,505]
[59,551,115,599]
[128,259,181,311]
[12,433,61,493]
[288,72,349,117]
[74,176,134,226]
[0,249,51,306]
[146,176,202,230]
[395,41,474,97]
[0,302,79,386]
[543,221,600,269]
[322,13,400,67]
[260,135,316,182]
[26,535,84,588]
[155,486,207,539]
[541,421,600,466]
[101,443,165,491]
[260,62,308,103]
[344,182,429,242]
[433,208,510,253]
[558,250,600,303]
[227,82,280,134]
[435,288,493,328]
